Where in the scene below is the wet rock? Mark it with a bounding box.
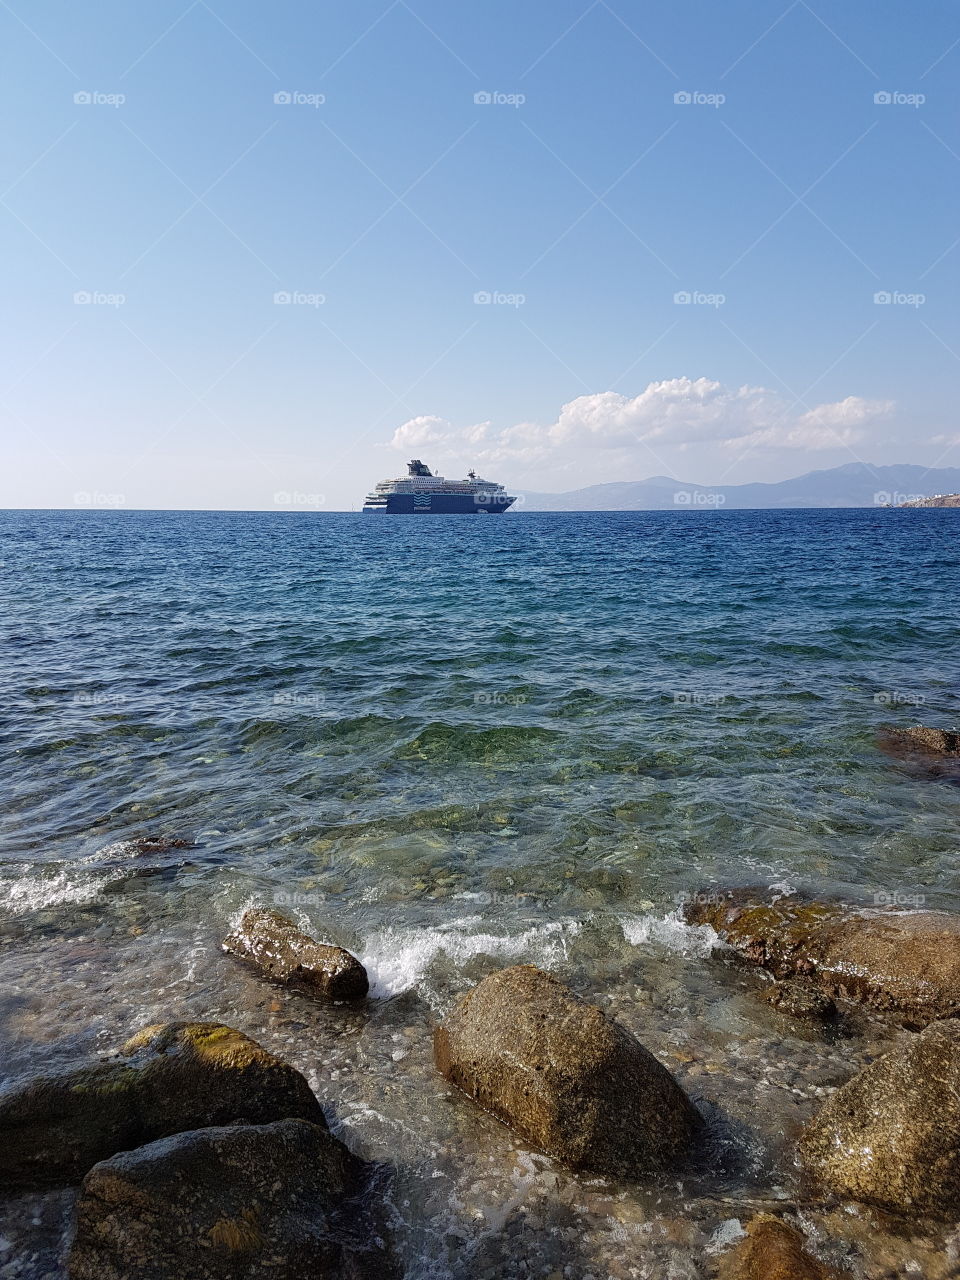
[682,889,960,1025]
[799,1019,960,1218]
[717,1215,842,1280]
[760,979,836,1023]
[880,725,960,756]
[0,1022,324,1189]
[223,908,368,1001]
[434,964,702,1177]
[878,725,960,784]
[90,836,198,891]
[68,1118,389,1280]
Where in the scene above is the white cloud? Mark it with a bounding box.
[389,378,893,463]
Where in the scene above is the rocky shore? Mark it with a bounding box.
[3,851,960,1277]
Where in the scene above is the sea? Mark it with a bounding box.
[1,507,959,1278]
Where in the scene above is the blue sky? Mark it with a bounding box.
[2,0,958,508]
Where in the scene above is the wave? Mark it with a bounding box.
[619,910,724,958]
[0,865,111,915]
[360,916,582,999]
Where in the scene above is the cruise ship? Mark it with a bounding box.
[363,460,517,514]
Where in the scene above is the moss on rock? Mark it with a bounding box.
[0,1022,323,1189]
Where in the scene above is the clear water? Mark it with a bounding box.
[2,509,959,1278]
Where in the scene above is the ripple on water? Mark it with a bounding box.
[2,509,960,1277]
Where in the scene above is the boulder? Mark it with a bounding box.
[799,1019,960,1218]
[682,889,960,1025]
[68,1118,388,1280]
[223,908,368,1001]
[434,964,702,1177]
[717,1215,842,1280]
[0,1022,324,1189]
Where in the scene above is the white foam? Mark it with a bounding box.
[707,1219,746,1253]
[0,867,111,915]
[620,910,724,958]
[360,917,582,999]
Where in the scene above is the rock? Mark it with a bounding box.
[68,1118,389,1280]
[799,1020,960,1218]
[223,908,368,1001]
[434,964,702,1177]
[760,980,836,1023]
[880,725,960,756]
[682,889,960,1025]
[0,1022,324,1189]
[87,836,198,891]
[717,1215,842,1280]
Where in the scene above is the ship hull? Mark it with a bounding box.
[363,494,515,514]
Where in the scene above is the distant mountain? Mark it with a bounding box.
[517,463,960,511]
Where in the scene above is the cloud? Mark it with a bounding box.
[389,378,893,462]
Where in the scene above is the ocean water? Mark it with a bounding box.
[2,508,960,1278]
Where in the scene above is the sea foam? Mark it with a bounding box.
[360,916,582,999]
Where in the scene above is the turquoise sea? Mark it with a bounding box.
[2,508,959,1277]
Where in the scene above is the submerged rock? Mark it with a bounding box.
[799,1020,960,1218]
[682,889,960,1025]
[68,1118,388,1280]
[223,908,368,1001]
[434,964,702,1177]
[880,724,960,756]
[87,836,198,891]
[760,979,836,1023]
[717,1215,842,1280]
[0,1022,323,1189]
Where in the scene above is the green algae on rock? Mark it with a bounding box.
[223,907,368,1000]
[682,889,960,1025]
[0,1022,323,1189]
[434,964,702,1178]
[68,1118,389,1280]
[799,1020,960,1219]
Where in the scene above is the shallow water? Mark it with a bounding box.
[1,508,960,1277]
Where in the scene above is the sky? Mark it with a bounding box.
[2,0,959,509]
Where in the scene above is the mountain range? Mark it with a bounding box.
[517,463,960,511]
